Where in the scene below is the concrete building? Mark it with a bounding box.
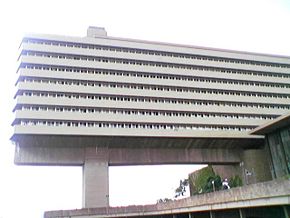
[45,113,290,218]
[251,112,290,178]
[11,27,290,208]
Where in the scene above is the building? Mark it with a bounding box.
[251,112,290,178]
[13,26,290,140]
[11,27,290,207]
[45,115,290,218]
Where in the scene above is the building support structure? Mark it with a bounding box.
[14,142,269,208]
[82,147,109,208]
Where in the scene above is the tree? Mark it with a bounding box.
[174,179,189,198]
[229,175,243,188]
[157,198,173,204]
[203,175,222,193]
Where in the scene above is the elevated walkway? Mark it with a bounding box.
[44,178,290,218]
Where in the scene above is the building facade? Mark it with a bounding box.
[11,27,290,208]
[12,27,290,142]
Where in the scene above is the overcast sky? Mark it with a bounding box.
[0,0,290,217]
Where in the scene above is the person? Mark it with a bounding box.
[222,178,230,190]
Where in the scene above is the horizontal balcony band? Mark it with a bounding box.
[12,125,264,140]
[21,43,290,74]
[16,70,290,95]
[15,82,290,105]
[13,110,267,126]
[17,63,289,85]
[14,96,290,115]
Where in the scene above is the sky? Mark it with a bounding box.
[0,0,290,217]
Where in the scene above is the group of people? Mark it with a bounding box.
[211,178,231,191]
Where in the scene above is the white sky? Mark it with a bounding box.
[0,0,290,217]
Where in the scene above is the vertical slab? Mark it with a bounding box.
[241,148,272,185]
[82,146,109,208]
[283,206,290,218]
[239,209,246,218]
[209,211,215,218]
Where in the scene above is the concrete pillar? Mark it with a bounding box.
[210,211,215,218]
[239,209,246,218]
[241,148,272,185]
[283,206,289,218]
[82,146,109,208]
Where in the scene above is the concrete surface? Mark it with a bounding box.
[44,178,290,218]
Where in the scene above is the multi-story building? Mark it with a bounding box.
[11,26,290,207]
[12,27,290,141]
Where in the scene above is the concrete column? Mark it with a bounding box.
[82,146,109,208]
[210,211,215,218]
[241,148,272,185]
[239,209,246,218]
[283,206,289,218]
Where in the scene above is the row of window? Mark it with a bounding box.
[18,120,255,131]
[22,51,290,79]
[20,77,290,99]
[20,91,290,110]
[24,38,290,69]
[19,106,275,120]
[21,64,290,88]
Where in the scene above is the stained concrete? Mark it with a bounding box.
[82,147,109,208]
[14,145,242,166]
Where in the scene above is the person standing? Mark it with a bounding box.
[222,178,230,190]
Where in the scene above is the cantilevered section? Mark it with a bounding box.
[250,112,290,135]
[11,134,264,149]
[12,27,290,149]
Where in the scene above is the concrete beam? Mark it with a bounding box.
[14,144,84,166]
[109,147,241,165]
[14,144,241,208]
[15,145,241,165]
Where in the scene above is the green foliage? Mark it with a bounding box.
[189,165,215,194]
[189,166,243,195]
[156,198,173,204]
[203,175,222,193]
[229,175,243,187]
[281,173,290,180]
[174,179,189,198]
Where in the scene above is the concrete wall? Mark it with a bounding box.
[201,146,273,186]
[44,178,290,218]
[240,147,272,184]
[212,164,241,181]
[266,126,290,178]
